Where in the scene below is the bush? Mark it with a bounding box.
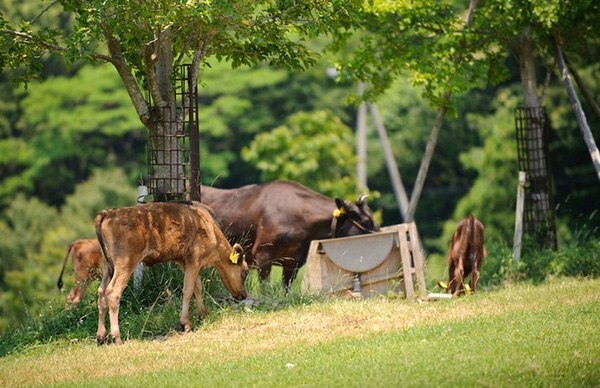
[519,237,600,282]
[479,241,517,288]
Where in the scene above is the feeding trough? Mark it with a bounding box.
[301,223,427,301]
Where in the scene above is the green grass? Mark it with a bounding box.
[1,277,599,387]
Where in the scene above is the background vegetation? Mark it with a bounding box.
[0,0,598,343]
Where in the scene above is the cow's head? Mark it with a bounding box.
[216,243,249,300]
[332,194,380,237]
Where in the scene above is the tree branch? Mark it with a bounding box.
[538,57,555,106]
[1,29,113,63]
[30,0,60,25]
[189,30,214,93]
[98,19,150,122]
[142,27,166,108]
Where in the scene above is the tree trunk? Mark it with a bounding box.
[514,27,555,247]
[147,28,186,198]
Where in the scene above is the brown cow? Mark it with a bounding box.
[201,181,380,289]
[57,239,102,306]
[94,202,249,345]
[447,214,486,295]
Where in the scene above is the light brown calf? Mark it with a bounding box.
[447,214,486,295]
[94,202,248,345]
[57,239,101,306]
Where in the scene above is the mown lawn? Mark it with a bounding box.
[1,278,599,387]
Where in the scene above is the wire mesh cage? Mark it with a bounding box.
[515,106,557,249]
[146,65,200,202]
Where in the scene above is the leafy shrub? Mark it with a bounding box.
[519,237,600,282]
[479,241,517,287]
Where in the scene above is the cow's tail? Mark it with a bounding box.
[57,241,75,290]
[94,210,113,273]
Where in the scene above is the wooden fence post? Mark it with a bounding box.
[513,171,526,263]
[133,185,147,290]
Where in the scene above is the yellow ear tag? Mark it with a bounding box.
[465,284,471,294]
[229,251,239,264]
[437,281,448,290]
[333,208,345,218]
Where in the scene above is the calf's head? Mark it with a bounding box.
[215,243,249,300]
[333,194,380,237]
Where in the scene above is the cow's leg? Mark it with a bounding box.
[105,262,135,345]
[282,258,300,292]
[67,283,83,307]
[253,244,274,284]
[470,268,480,294]
[96,266,112,345]
[181,262,202,332]
[471,254,483,293]
[454,258,465,296]
[175,262,207,320]
[447,259,456,294]
[67,256,86,306]
[258,264,272,283]
[193,276,207,318]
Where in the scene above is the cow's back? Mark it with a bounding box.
[201,181,334,243]
[97,203,219,266]
[73,239,102,274]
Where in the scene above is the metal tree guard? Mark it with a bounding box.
[145,64,200,202]
[515,106,557,250]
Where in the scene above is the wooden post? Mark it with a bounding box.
[513,171,526,263]
[554,39,600,182]
[369,103,410,220]
[134,185,146,290]
[406,92,450,222]
[397,225,415,301]
[356,82,368,190]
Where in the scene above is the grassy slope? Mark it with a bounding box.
[0,278,599,387]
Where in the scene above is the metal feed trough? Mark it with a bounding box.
[301,223,427,301]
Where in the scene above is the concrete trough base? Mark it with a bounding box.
[301,223,427,301]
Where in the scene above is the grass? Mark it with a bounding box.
[0,277,599,387]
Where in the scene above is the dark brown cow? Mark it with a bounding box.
[57,239,102,306]
[447,214,486,295]
[201,180,380,288]
[94,202,249,345]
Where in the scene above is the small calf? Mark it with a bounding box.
[94,202,249,345]
[447,214,486,295]
[57,239,102,306]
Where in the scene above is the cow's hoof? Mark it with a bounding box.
[96,336,108,346]
[179,323,192,332]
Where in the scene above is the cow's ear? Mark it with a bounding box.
[230,243,244,265]
[334,198,348,211]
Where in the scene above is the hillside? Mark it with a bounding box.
[0,278,599,387]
